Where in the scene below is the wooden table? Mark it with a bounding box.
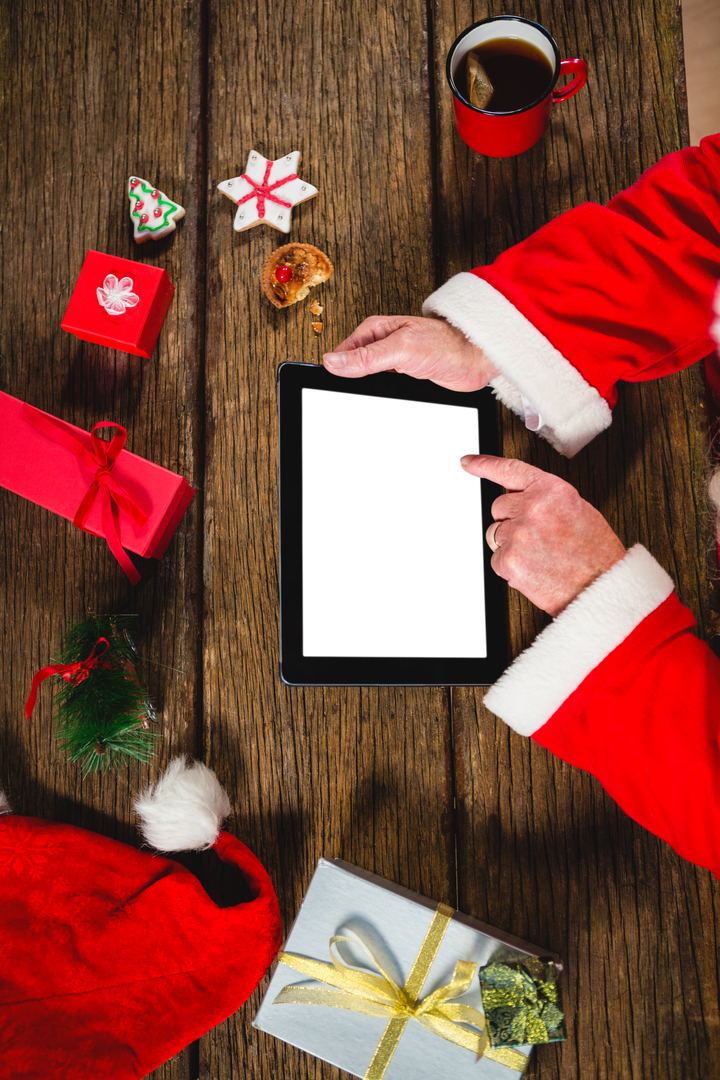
[1,1,717,1078]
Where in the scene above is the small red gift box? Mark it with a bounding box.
[0,391,194,584]
[61,250,175,358]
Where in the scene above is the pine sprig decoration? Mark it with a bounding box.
[52,614,159,775]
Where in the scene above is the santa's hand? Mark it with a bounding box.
[461,454,626,617]
[323,315,498,392]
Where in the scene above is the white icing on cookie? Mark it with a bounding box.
[128,177,186,243]
[217,151,317,234]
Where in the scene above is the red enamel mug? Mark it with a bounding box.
[447,15,587,158]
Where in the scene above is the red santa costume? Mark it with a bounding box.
[423,134,720,879]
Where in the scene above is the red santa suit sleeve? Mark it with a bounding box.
[423,134,720,457]
[480,545,720,877]
[421,135,720,877]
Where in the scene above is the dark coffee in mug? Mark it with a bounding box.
[457,37,554,112]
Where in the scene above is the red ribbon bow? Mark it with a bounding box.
[25,637,111,720]
[238,159,297,218]
[23,405,148,584]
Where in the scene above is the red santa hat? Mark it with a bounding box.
[0,757,281,1079]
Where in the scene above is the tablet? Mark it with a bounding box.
[278,361,507,686]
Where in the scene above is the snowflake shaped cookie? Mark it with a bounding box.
[217,151,318,233]
[96,274,139,315]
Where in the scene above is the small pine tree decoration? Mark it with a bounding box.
[33,615,160,775]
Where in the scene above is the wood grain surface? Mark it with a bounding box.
[0,3,206,1078]
[0,1,717,1079]
[202,1,455,1076]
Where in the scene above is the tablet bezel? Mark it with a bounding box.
[278,361,507,686]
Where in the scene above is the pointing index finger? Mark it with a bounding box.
[460,454,542,491]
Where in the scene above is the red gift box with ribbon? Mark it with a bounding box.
[61,250,175,358]
[0,390,194,584]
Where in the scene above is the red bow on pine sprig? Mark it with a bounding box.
[25,638,111,720]
[23,406,148,584]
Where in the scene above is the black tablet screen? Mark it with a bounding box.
[302,388,486,658]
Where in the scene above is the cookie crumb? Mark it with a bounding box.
[312,321,323,335]
[310,300,324,316]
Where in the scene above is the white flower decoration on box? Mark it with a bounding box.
[96,274,140,316]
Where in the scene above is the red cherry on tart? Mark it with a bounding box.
[262,243,333,309]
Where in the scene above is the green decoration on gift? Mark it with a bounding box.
[479,957,565,1048]
[25,614,159,775]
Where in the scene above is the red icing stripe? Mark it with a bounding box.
[237,160,298,218]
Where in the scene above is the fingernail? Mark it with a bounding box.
[455,451,479,477]
[324,353,346,370]
[460,455,475,466]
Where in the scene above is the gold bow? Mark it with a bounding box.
[274,902,528,1079]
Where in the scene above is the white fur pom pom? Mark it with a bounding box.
[0,791,11,815]
[134,756,232,852]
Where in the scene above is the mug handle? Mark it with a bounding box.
[552,58,588,103]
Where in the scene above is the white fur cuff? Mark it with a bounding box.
[422,273,612,457]
[711,281,720,354]
[484,546,675,736]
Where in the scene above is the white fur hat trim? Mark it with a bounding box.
[135,756,232,852]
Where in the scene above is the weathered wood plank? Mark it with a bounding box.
[201,0,455,1076]
[0,3,205,1077]
[433,1,719,1077]
[3,1,716,1078]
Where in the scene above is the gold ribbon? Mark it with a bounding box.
[274,902,528,1078]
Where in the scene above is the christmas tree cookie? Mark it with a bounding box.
[128,176,185,243]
